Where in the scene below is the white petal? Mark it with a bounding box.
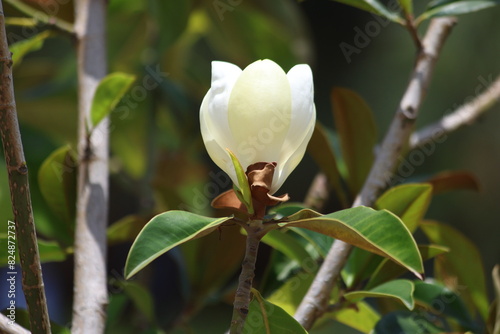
[282,64,314,156]
[271,105,316,194]
[227,59,292,169]
[269,64,315,194]
[200,90,239,187]
[207,61,242,142]
[200,61,243,188]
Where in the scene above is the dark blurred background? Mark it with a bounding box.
[0,0,499,331]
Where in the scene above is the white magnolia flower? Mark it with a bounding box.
[200,59,316,195]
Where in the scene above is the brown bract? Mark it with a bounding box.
[212,162,289,219]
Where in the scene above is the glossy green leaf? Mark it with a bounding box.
[416,0,500,25]
[306,122,348,207]
[90,72,136,129]
[420,220,489,320]
[326,301,380,334]
[124,211,232,279]
[261,229,311,265]
[345,279,415,310]
[227,149,253,214]
[244,288,307,334]
[331,87,377,195]
[0,235,66,264]
[279,207,424,278]
[330,0,404,23]
[343,184,433,286]
[426,170,480,195]
[38,145,77,242]
[375,183,433,232]
[9,30,52,67]
[366,245,448,289]
[373,311,444,333]
[413,280,479,331]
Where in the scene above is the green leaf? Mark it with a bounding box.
[261,229,311,266]
[326,301,380,334]
[279,207,424,278]
[413,280,479,332]
[38,145,77,242]
[306,122,348,207]
[416,0,500,25]
[0,235,67,264]
[345,279,415,310]
[331,87,377,195]
[330,0,404,23]
[420,220,489,320]
[426,170,480,195]
[227,149,254,214]
[90,72,136,129]
[373,311,444,333]
[365,245,448,289]
[375,183,433,232]
[124,211,232,279]
[9,30,52,67]
[244,288,307,334]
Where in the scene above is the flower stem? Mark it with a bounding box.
[230,220,263,333]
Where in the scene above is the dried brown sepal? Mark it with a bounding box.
[211,161,290,220]
[211,189,248,215]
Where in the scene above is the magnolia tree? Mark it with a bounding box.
[1,0,500,334]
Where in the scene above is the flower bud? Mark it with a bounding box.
[200,59,316,195]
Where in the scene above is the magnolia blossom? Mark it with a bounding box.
[200,59,316,195]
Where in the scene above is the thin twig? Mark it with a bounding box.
[404,11,422,50]
[0,314,30,334]
[5,0,74,34]
[230,221,264,333]
[71,0,108,333]
[410,74,500,150]
[0,1,51,333]
[294,17,457,330]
